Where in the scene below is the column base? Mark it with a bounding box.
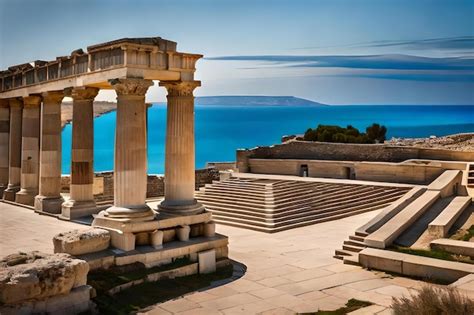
[3,186,20,201]
[34,195,64,214]
[104,204,156,222]
[15,189,38,206]
[158,199,205,216]
[61,200,98,220]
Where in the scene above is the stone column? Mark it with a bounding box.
[103,78,155,221]
[61,87,98,219]
[35,91,64,213]
[15,95,41,205]
[3,99,22,201]
[158,80,204,216]
[0,100,10,196]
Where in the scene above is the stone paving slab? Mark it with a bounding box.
[0,202,88,254]
[2,201,472,314]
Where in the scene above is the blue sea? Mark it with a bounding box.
[61,105,474,174]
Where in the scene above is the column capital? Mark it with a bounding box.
[0,99,9,108]
[23,95,42,108]
[110,78,153,96]
[41,91,64,104]
[65,87,99,101]
[8,98,23,108]
[159,80,201,97]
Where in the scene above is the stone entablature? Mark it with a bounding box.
[0,36,202,98]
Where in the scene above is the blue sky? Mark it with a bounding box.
[1,0,473,104]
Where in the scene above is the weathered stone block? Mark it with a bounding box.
[204,221,216,237]
[0,251,89,305]
[53,228,110,256]
[136,232,149,246]
[176,225,190,242]
[150,230,163,248]
[110,230,136,252]
[198,249,216,274]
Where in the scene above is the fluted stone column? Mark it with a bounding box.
[0,100,10,196]
[3,99,22,201]
[35,91,64,213]
[15,95,41,205]
[102,78,155,221]
[158,81,204,216]
[61,87,98,219]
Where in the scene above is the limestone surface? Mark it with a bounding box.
[0,251,89,304]
[53,228,110,255]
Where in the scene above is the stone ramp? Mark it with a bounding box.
[428,196,472,238]
[364,190,441,248]
[196,176,411,233]
[394,196,452,248]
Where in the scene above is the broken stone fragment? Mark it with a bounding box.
[0,251,89,305]
[53,228,110,256]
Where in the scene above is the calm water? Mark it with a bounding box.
[61,105,474,174]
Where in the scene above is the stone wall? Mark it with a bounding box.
[61,168,220,201]
[247,158,452,184]
[237,140,474,173]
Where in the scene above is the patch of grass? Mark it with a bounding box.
[299,299,373,315]
[392,285,474,315]
[390,246,474,265]
[92,264,234,314]
[451,225,474,241]
[461,225,474,241]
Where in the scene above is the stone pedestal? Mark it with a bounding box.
[3,99,23,201]
[35,91,64,214]
[61,87,98,219]
[101,78,155,221]
[15,96,41,206]
[158,81,204,216]
[0,100,9,196]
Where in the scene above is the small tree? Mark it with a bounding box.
[366,123,387,143]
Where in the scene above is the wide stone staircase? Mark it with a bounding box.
[196,176,411,233]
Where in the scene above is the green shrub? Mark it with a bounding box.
[303,123,387,144]
[391,285,474,315]
[366,123,387,143]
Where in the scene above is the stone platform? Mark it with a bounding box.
[2,201,473,314]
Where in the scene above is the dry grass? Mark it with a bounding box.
[392,285,474,315]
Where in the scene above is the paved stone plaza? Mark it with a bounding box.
[0,201,435,314]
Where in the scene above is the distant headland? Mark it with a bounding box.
[195,96,327,106]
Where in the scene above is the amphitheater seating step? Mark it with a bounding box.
[196,176,411,233]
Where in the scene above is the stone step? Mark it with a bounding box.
[355,231,370,237]
[198,185,403,213]
[359,247,474,283]
[335,249,354,257]
[204,194,398,223]
[197,185,398,211]
[344,239,366,247]
[212,202,392,232]
[343,244,364,253]
[333,255,344,260]
[343,255,360,266]
[349,235,366,242]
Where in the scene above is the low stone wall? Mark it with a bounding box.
[61,168,220,201]
[237,140,474,172]
[206,161,237,171]
[247,158,461,185]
